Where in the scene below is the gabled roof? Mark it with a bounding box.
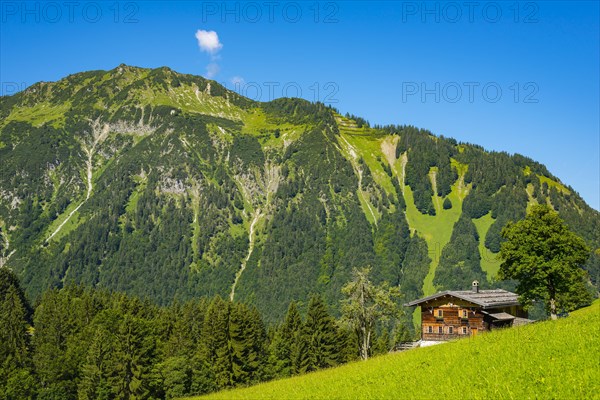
[404,289,520,309]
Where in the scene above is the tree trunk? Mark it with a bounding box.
[360,325,368,360]
[364,330,371,361]
[548,280,558,320]
[550,297,557,320]
[360,279,369,361]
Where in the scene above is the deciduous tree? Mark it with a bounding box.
[499,205,592,319]
[340,267,402,360]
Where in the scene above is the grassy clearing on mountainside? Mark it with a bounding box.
[241,108,306,148]
[334,114,473,298]
[537,175,571,195]
[403,161,468,296]
[472,212,500,279]
[3,101,70,128]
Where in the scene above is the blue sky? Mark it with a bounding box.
[1,1,599,210]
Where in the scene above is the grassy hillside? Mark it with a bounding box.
[188,300,600,400]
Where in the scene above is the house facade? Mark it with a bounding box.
[405,281,529,342]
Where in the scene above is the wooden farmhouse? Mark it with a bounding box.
[405,281,530,343]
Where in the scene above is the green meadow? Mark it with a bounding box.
[187,300,600,400]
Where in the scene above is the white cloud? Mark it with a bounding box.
[195,30,223,54]
[230,76,245,86]
[195,30,223,79]
[205,63,220,79]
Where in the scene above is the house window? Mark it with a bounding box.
[438,326,443,334]
[461,310,468,319]
[448,326,454,334]
[436,309,443,318]
[462,327,467,334]
[427,326,433,334]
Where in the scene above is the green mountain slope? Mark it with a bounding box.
[1,65,598,323]
[190,300,600,400]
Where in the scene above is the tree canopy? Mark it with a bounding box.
[499,205,592,319]
[340,267,402,360]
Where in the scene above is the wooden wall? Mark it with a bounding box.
[421,305,486,341]
[416,296,526,341]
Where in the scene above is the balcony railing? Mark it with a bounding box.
[422,332,468,341]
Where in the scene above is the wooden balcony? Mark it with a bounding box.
[422,332,469,341]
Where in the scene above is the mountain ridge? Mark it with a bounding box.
[1,64,598,324]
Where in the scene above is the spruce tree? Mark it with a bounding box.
[77,310,120,400]
[198,295,232,389]
[335,325,358,364]
[269,301,303,377]
[0,283,30,367]
[281,301,303,375]
[0,268,33,321]
[33,289,79,399]
[302,295,340,372]
[110,314,156,399]
[0,283,36,400]
[229,303,267,385]
[155,356,192,400]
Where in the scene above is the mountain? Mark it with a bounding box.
[1,65,598,323]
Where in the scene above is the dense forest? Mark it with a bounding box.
[0,65,598,326]
[0,268,407,400]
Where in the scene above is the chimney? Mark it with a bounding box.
[472,280,479,293]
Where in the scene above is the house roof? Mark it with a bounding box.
[513,317,535,326]
[404,289,520,309]
[485,312,516,321]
